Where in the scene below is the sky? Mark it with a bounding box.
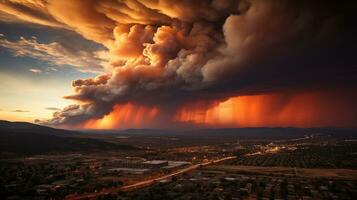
[0,18,101,122]
[0,0,356,129]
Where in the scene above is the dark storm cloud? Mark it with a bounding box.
[1,0,355,126]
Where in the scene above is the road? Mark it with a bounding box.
[65,156,236,200]
[121,156,236,191]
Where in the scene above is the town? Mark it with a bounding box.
[1,128,356,199]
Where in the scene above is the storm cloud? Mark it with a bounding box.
[1,0,355,127]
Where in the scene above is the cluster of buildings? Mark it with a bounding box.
[108,158,191,174]
[188,170,357,200]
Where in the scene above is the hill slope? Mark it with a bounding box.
[0,120,79,137]
[0,121,137,157]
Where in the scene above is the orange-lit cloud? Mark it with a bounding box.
[0,0,65,28]
[175,89,357,128]
[77,89,357,129]
[83,103,158,129]
[2,0,355,128]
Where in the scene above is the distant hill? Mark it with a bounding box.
[0,121,137,158]
[179,127,357,139]
[93,127,357,139]
[0,120,79,137]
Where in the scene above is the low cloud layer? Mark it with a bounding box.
[1,0,355,127]
[12,109,29,113]
[45,107,60,111]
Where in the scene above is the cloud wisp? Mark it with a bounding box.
[0,34,107,73]
[12,110,30,113]
[29,68,42,74]
[45,107,60,111]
